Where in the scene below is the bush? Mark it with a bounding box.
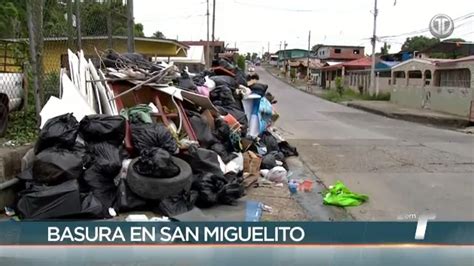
[335,77,344,96]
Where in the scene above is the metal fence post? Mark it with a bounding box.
[127,0,135,53]
[26,0,44,120]
[75,0,82,50]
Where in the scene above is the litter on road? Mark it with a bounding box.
[323,181,369,207]
[11,50,300,221]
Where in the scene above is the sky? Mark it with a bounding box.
[134,0,474,55]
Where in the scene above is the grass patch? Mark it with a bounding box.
[3,105,38,146]
[321,88,390,103]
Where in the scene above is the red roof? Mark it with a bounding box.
[322,57,372,71]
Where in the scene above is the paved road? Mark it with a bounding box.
[257,67,474,221]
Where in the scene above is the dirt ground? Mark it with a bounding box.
[244,180,309,221]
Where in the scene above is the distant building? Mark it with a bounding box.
[313,45,365,62]
[181,40,225,65]
[320,57,372,89]
[2,36,189,73]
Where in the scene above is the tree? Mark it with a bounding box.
[380,42,391,55]
[245,52,251,61]
[134,23,144,37]
[251,52,258,61]
[401,36,439,52]
[152,30,165,39]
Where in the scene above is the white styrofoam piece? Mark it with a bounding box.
[78,50,88,98]
[99,69,118,114]
[87,59,102,114]
[38,73,96,127]
[67,49,79,86]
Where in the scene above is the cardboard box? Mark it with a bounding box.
[243,151,262,176]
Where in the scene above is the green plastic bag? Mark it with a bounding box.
[120,104,153,124]
[323,181,368,207]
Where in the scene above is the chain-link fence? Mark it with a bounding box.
[0,0,135,135]
[42,0,133,101]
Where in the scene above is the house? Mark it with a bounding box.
[269,54,278,66]
[320,57,372,89]
[181,40,225,64]
[2,36,189,73]
[390,56,474,119]
[314,45,365,62]
[154,45,205,73]
[288,58,324,79]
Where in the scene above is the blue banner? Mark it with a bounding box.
[0,221,473,245]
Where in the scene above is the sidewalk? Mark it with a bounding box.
[345,100,471,128]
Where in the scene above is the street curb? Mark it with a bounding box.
[345,102,471,129]
[285,156,354,221]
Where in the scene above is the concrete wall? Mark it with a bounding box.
[390,59,473,117]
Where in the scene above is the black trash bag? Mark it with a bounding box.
[84,142,122,177]
[79,115,126,145]
[217,178,244,205]
[130,122,178,154]
[35,113,79,154]
[82,165,118,213]
[261,151,285,170]
[116,178,147,211]
[16,179,82,219]
[80,192,104,218]
[246,73,259,81]
[250,83,268,97]
[216,106,248,131]
[209,85,236,106]
[193,173,228,208]
[158,190,198,216]
[185,145,223,176]
[82,143,122,212]
[210,143,237,164]
[32,146,85,185]
[260,131,279,153]
[217,58,236,72]
[133,148,180,178]
[187,111,217,149]
[279,141,299,157]
[210,75,238,89]
[177,71,197,91]
[234,69,248,86]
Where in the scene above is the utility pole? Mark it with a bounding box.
[107,0,113,49]
[306,30,311,86]
[66,0,74,50]
[206,0,210,68]
[212,0,216,42]
[127,0,135,53]
[75,0,82,50]
[283,41,288,75]
[369,0,378,95]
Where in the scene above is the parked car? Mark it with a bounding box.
[0,40,26,136]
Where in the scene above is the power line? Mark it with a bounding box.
[378,12,474,39]
[232,0,315,12]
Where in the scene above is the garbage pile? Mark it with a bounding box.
[14,50,298,219]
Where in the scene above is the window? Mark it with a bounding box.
[424,70,432,86]
[393,71,406,85]
[334,48,341,54]
[435,68,471,88]
[407,70,422,86]
[353,49,360,54]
